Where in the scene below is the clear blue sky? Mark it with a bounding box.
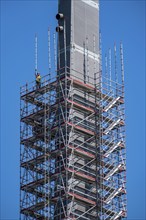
[0,0,145,219]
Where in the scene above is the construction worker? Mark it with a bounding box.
[35,72,41,89]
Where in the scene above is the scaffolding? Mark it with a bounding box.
[20,45,127,219]
[20,4,126,217]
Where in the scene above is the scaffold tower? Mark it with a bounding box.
[20,0,127,219]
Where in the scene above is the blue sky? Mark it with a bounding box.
[0,0,145,219]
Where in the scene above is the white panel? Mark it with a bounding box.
[81,0,99,10]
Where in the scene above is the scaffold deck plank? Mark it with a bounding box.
[21,201,45,212]
[68,145,95,159]
[21,186,48,199]
[67,122,94,136]
[67,99,95,113]
[67,168,95,182]
[68,192,96,205]
[21,133,46,145]
[21,78,60,100]
[21,209,45,220]
[28,144,49,153]
[21,177,47,190]
[21,154,49,167]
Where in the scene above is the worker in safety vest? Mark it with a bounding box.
[35,72,41,89]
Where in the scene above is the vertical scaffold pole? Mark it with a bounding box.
[99,30,103,220]
[53,32,57,73]
[48,28,51,80]
[105,54,108,78]
[35,34,38,75]
[114,43,118,84]
[94,34,99,219]
[120,42,124,97]
[99,30,102,82]
[86,36,89,83]
[108,48,112,91]
[105,53,108,91]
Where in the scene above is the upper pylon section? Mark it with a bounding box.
[56,0,100,82]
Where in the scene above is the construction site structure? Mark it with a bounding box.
[20,0,127,219]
